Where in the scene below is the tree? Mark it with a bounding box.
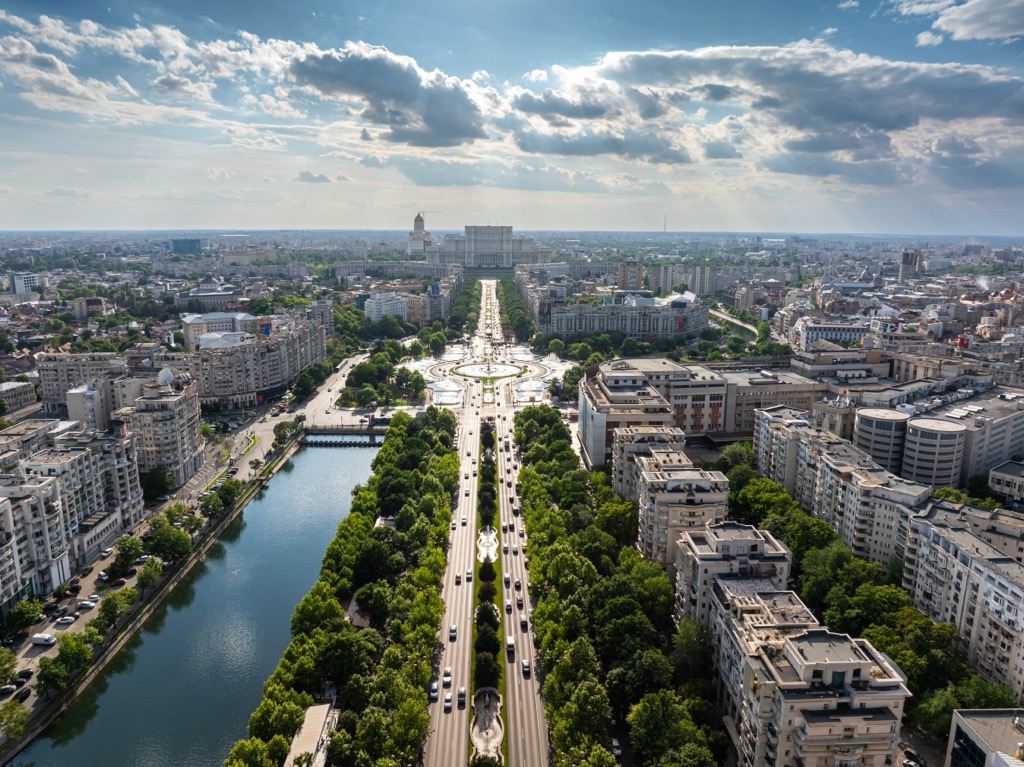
[200,493,224,518]
[57,630,93,672]
[140,465,174,499]
[659,742,718,767]
[181,513,204,540]
[627,690,703,766]
[217,478,245,508]
[11,598,42,629]
[0,699,29,741]
[34,656,68,699]
[136,557,164,595]
[0,648,16,683]
[113,534,144,574]
[475,651,500,688]
[249,459,263,473]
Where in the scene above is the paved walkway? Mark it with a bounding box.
[470,689,503,760]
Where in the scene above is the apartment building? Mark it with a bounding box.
[754,407,931,564]
[675,521,791,626]
[544,292,708,338]
[610,426,688,499]
[617,260,645,291]
[37,352,128,414]
[0,381,36,412]
[636,455,728,569]
[0,474,70,614]
[736,626,910,767]
[115,374,203,488]
[898,502,1024,698]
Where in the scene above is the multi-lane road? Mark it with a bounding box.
[424,280,549,767]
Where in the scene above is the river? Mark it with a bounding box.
[13,447,377,767]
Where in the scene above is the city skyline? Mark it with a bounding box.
[1,1,1023,235]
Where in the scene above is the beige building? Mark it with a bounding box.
[115,373,203,488]
[636,455,728,569]
[610,426,688,499]
[989,461,1024,503]
[0,381,36,412]
[37,352,127,414]
[617,260,645,291]
[675,521,791,626]
[180,312,262,350]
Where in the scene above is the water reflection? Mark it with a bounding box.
[15,447,377,767]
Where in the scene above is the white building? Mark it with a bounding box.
[425,224,551,267]
[0,381,36,412]
[363,292,407,323]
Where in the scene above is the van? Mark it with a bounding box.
[31,633,56,646]
[506,635,515,655]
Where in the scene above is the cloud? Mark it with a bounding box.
[523,69,548,82]
[512,89,610,120]
[152,72,214,101]
[335,173,349,181]
[293,169,331,183]
[889,0,1024,42]
[515,128,692,164]
[916,30,944,46]
[207,167,231,180]
[289,42,487,147]
[360,128,372,141]
[838,0,859,8]
[44,186,90,197]
[704,141,741,159]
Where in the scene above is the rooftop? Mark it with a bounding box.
[953,709,1024,759]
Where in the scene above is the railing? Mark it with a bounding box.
[796,731,896,745]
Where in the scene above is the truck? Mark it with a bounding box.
[506,635,515,656]
[31,633,56,646]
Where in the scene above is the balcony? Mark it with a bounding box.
[795,730,897,746]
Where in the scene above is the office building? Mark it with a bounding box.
[180,312,262,350]
[989,461,1024,504]
[853,408,909,473]
[7,272,47,294]
[944,709,1024,767]
[363,292,408,323]
[901,417,966,487]
[899,248,923,283]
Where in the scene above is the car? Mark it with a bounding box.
[611,738,622,758]
[516,596,523,609]
[428,680,439,702]
[467,450,471,456]
[55,615,77,626]
[503,573,510,586]
[904,750,926,766]
[14,688,30,703]
[464,490,469,497]
[77,601,94,610]
[512,545,518,555]
[519,529,525,539]
[501,522,507,533]
[450,521,457,530]
[455,574,462,585]
[135,555,150,564]
[112,578,128,587]
[156,495,169,502]
[98,570,109,581]
[461,516,467,526]
[457,686,466,706]
[11,677,26,688]
[0,685,16,696]
[443,692,452,712]
[505,599,512,613]
[449,624,457,641]
[502,543,509,553]
[521,660,531,677]
[442,667,452,687]
[16,669,33,680]
[464,473,469,479]
[466,570,473,582]
[520,615,528,630]
[87,594,100,603]
[514,579,521,591]
[100,547,113,558]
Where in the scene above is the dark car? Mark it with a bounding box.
[16,669,33,680]
[14,688,30,703]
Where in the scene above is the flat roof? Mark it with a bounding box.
[955,709,1024,757]
[991,461,1024,479]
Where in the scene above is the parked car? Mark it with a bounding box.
[112,578,127,587]
[0,685,17,696]
[77,601,94,610]
[14,688,30,703]
[55,615,77,626]
[16,669,33,680]
[100,547,113,558]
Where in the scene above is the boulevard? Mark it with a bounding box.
[423,280,549,767]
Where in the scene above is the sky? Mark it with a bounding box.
[1,0,1023,235]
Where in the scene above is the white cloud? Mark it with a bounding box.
[523,69,548,82]
[207,167,231,180]
[916,30,944,46]
[44,186,90,197]
[838,0,859,8]
[294,169,331,183]
[889,0,1024,42]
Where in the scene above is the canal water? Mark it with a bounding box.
[13,447,377,767]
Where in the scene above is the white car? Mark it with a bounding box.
[611,738,622,758]
[442,667,452,687]
[87,594,100,602]
[77,600,94,610]
[55,615,77,626]
[100,547,113,558]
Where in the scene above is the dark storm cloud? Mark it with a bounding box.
[512,89,609,120]
[762,152,910,185]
